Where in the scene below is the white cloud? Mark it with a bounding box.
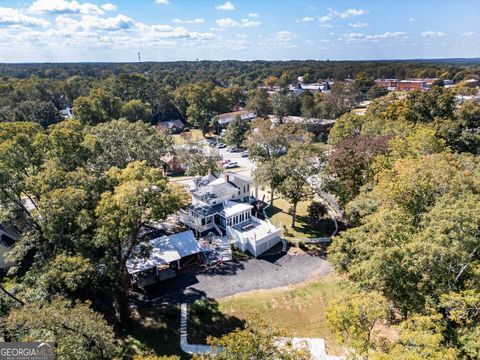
[297,16,315,23]
[248,13,259,18]
[29,0,104,15]
[349,22,368,28]
[367,31,406,39]
[56,14,135,31]
[461,32,474,37]
[0,6,50,27]
[329,8,367,19]
[409,17,416,22]
[216,17,261,27]
[318,16,331,23]
[422,31,446,38]
[343,31,407,43]
[317,15,332,27]
[215,1,235,11]
[101,3,117,12]
[155,0,170,4]
[173,18,205,24]
[275,30,298,42]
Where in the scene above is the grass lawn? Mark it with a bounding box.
[266,197,336,241]
[172,129,205,145]
[189,274,349,356]
[188,299,245,345]
[127,305,187,359]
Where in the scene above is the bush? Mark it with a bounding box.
[308,201,328,224]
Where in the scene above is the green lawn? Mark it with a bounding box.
[189,274,349,356]
[126,305,187,359]
[172,129,205,144]
[266,197,336,241]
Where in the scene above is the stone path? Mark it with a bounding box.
[179,302,343,359]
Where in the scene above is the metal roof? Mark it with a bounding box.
[126,230,200,275]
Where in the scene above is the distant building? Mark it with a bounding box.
[397,80,428,91]
[60,107,74,119]
[156,119,185,134]
[289,81,331,96]
[214,110,256,126]
[162,153,186,175]
[374,79,399,91]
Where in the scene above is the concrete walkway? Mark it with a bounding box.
[180,303,220,355]
[179,302,343,359]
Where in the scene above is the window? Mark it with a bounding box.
[247,184,250,192]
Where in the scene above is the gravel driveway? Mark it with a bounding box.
[132,253,333,306]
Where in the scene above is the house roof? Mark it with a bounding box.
[156,119,185,130]
[126,230,200,274]
[126,236,180,274]
[193,172,252,199]
[220,201,253,217]
[169,231,201,258]
[215,110,255,120]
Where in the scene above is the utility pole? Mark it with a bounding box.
[138,52,141,63]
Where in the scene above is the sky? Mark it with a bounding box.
[0,0,479,62]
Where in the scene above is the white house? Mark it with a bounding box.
[214,110,256,126]
[178,172,281,257]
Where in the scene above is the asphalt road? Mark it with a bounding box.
[132,251,333,306]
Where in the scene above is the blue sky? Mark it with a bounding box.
[0,0,479,62]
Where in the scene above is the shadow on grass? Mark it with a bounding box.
[265,204,284,218]
[188,298,245,344]
[294,216,336,238]
[127,304,186,358]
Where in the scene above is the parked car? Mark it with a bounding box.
[228,147,242,153]
[241,151,249,157]
[216,143,226,149]
[222,159,231,165]
[223,162,239,169]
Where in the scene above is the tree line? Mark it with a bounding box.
[323,86,480,359]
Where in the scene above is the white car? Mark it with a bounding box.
[223,162,239,169]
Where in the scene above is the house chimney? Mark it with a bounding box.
[207,168,212,176]
[224,173,230,183]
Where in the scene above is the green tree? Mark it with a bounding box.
[6,298,117,360]
[372,314,457,360]
[194,317,310,360]
[73,88,121,126]
[224,116,250,148]
[84,119,172,172]
[246,120,308,206]
[326,291,389,359]
[94,161,187,322]
[120,99,153,123]
[246,89,271,119]
[277,143,323,228]
[271,92,298,124]
[367,84,388,100]
[176,141,221,176]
